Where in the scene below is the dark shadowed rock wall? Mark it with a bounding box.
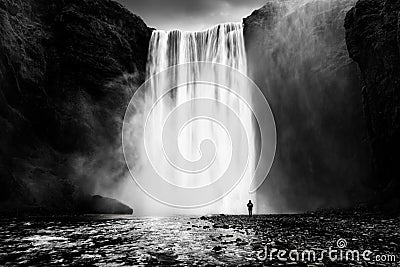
[0,0,151,213]
[345,0,400,211]
[244,0,373,213]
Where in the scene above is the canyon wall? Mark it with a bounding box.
[345,0,400,210]
[0,0,151,213]
[244,0,374,213]
[1,0,397,214]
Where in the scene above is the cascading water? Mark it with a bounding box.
[130,23,257,214]
[147,23,247,77]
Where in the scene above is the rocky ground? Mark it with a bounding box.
[206,211,400,266]
[0,211,398,266]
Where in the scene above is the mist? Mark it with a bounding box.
[68,73,141,202]
[245,0,373,213]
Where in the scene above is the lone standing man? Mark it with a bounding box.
[247,200,253,217]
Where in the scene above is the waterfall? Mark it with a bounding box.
[147,23,247,77]
[129,22,256,214]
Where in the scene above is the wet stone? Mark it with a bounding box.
[212,246,223,252]
[0,213,398,266]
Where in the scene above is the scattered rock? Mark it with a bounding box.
[212,246,222,252]
[236,241,248,246]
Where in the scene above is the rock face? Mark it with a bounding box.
[81,195,133,214]
[345,0,400,210]
[0,0,151,213]
[243,0,373,212]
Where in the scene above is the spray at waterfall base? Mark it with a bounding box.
[121,24,276,214]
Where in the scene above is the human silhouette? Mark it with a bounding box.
[247,200,253,217]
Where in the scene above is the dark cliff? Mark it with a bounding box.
[0,0,151,213]
[244,0,373,213]
[345,0,400,210]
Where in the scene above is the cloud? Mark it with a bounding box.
[116,0,265,30]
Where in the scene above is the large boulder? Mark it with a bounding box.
[0,0,152,213]
[345,0,400,211]
[80,195,133,214]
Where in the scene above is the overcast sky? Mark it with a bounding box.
[116,0,266,31]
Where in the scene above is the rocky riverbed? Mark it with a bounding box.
[0,212,398,266]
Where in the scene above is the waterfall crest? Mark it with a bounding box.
[147,23,247,76]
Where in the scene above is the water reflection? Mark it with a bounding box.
[0,215,257,265]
